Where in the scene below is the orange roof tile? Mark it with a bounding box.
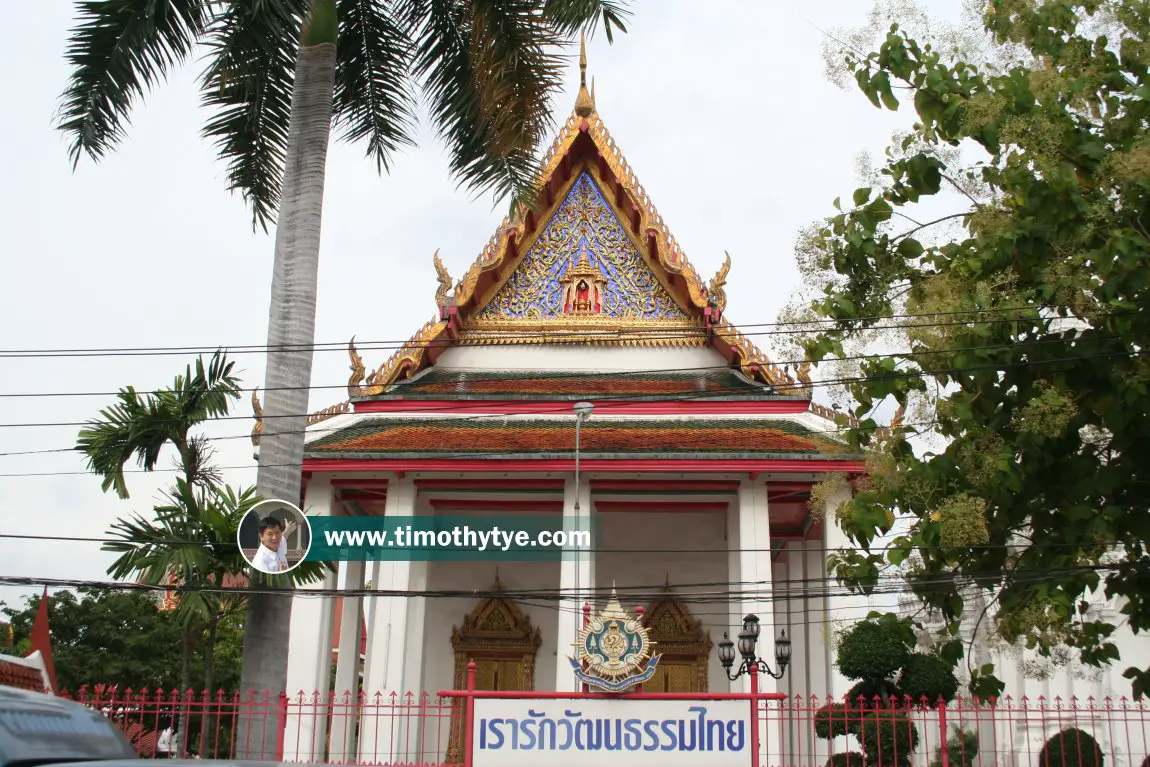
[307,418,850,457]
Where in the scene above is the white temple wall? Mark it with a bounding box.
[431,343,730,373]
[594,510,731,692]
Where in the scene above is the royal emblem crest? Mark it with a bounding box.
[569,587,661,692]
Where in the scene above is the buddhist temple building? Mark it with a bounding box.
[277,43,873,763]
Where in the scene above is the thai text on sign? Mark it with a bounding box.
[471,699,750,767]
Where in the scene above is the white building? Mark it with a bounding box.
[274,61,1149,767]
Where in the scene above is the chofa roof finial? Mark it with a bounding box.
[574,32,595,117]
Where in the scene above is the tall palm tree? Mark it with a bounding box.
[59,0,631,751]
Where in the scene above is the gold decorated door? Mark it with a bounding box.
[445,575,541,764]
[645,660,700,693]
[471,658,525,692]
[642,584,714,693]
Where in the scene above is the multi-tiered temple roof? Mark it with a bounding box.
[268,43,861,473]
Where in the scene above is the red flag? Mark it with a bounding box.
[26,588,58,694]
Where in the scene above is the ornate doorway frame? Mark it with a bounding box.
[446,574,541,763]
[643,582,714,692]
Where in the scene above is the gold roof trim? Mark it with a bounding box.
[357,317,448,397]
[307,401,351,425]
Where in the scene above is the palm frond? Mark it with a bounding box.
[541,0,630,42]
[77,387,174,498]
[180,350,242,420]
[409,0,561,202]
[57,0,211,167]
[198,1,309,231]
[333,0,419,171]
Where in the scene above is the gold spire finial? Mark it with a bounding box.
[574,32,595,117]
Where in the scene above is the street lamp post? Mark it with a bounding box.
[572,402,593,691]
[717,616,790,767]
[717,614,791,694]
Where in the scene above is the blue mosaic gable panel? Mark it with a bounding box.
[474,172,689,320]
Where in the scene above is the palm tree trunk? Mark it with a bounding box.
[235,0,337,755]
[179,622,197,758]
[202,611,220,756]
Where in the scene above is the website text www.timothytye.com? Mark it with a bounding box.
[321,525,592,553]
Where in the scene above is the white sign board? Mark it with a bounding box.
[471,698,751,767]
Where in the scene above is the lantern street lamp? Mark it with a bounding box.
[717,614,791,685]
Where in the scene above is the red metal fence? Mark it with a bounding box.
[51,687,1150,767]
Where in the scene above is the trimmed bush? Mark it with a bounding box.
[858,711,920,767]
[814,703,864,739]
[827,752,866,767]
[846,679,906,708]
[1038,728,1103,767]
[898,652,959,705]
[837,621,911,682]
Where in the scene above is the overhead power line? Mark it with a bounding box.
[0,530,1131,556]
[0,345,1139,435]
[0,307,1095,360]
[0,330,1131,401]
[0,564,1121,602]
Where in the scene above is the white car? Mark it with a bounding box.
[0,687,296,767]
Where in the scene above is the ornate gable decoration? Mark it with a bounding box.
[311,44,814,418]
[451,578,542,656]
[471,172,691,328]
[645,591,713,658]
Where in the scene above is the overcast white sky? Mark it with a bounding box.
[0,1,961,610]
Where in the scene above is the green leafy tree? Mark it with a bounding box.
[57,4,633,749]
[816,615,958,767]
[80,353,330,752]
[1,588,186,692]
[834,614,960,706]
[786,0,1150,699]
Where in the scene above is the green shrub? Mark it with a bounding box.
[898,653,959,705]
[1038,728,1103,767]
[837,621,911,682]
[858,711,919,767]
[931,728,978,767]
[846,679,906,707]
[814,703,864,739]
[827,752,866,767]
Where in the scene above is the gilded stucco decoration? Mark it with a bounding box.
[347,336,366,397]
[433,250,453,306]
[473,173,689,323]
[357,318,448,396]
[250,388,263,447]
[643,584,713,693]
[708,252,731,312]
[307,401,350,425]
[300,78,810,416]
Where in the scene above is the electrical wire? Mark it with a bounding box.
[0,305,1075,358]
[0,563,1123,601]
[0,531,1133,555]
[0,344,1139,434]
[0,329,1130,401]
[0,344,1137,470]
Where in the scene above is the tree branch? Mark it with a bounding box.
[942,173,984,208]
[892,212,971,243]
